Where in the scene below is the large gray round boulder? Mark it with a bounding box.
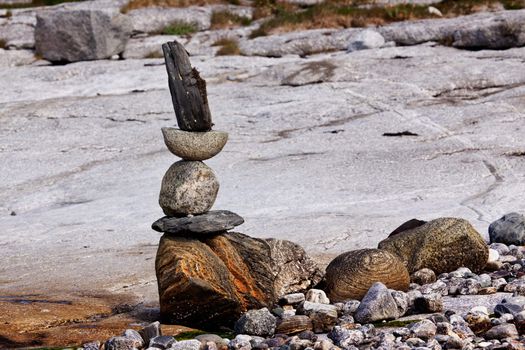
[159,161,219,216]
[489,212,525,245]
[378,217,488,275]
[325,249,410,302]
[35,9,132,62]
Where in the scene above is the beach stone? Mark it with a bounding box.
[347,29,385,52]
[235,308,276,337]
[411,268,436,285]
[149,335,175,349]
[391,290,409,317]
[162,128,229,161]
[296,301,338,333]
[485,324,519,340]
[490,243,511,256]
[378,217,488,274]
[342,300,360,315]
[494,303,524,317]
[105,336,140,350]
[229,335,252,350]
[35,9,131,62]
[325,249,410,302]
[327,326,364,348]
[275,315,313,335]
[488,249,500,262]
[409,320,436,340]
[159,161,219,216]
[123,329,144,348]
[489,212,525,246]
[279,293,305,305]
[305,289,330,304]
[171,340,202,350]
[140,321,161,345]
[414,293,443,313]
[152,210,244,235]
[354,282,401,323]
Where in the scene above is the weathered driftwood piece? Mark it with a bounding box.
[162,41,212,131]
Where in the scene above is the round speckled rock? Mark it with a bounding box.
[159,160,219,216]
[162,127,228,161]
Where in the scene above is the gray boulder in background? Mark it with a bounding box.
[489,212,525,245]
[35,9,132,62]
[347,29,385,52]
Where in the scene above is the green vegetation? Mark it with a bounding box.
[161,21,198,35]
[211,10,252,29]
[213,37,241,55]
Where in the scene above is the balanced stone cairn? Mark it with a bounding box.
[151,41,323,330]
[153,40,243,235]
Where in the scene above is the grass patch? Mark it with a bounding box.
[145,50,164,58]
[211,10,252,29]
[213,37,240,55]
[161,21,198,35]
[248,0,525,37]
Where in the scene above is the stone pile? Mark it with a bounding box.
[153,40,322,330]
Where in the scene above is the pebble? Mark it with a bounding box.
[234,308,276,337]
[305,289,330,304]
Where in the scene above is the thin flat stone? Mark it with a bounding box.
[152,210,244,235]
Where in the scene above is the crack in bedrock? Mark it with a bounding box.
[459,160,504,223]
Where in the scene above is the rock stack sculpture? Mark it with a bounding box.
[152,41,322,330]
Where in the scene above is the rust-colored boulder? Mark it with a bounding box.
[156,232,322,329]
[378,217,489,275]
[325,249,410,302]
[156,236,243,328]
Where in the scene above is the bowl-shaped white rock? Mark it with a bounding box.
[159,161,219,216]
[162,127,228,161]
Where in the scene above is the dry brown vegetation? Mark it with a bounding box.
[213,37,241,55]
[211,10,252,29]
[249,0,525,37]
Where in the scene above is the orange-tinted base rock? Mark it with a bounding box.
[156,232,322,329]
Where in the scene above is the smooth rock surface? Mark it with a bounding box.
[159,160,219,216]
[378,217,489,274]
[126,6,211,34]
[489,212,525,245]
[325,248,410,302]
[152,210,244,235]
[162,128,228,161]
[35,9,132,62]
[2,29,525,340]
